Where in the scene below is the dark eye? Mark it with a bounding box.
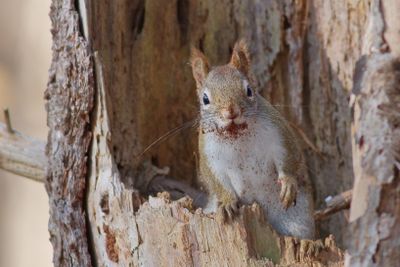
[203,93,210,105]
[246,85,253,97]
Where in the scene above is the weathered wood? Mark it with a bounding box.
[83,0,356,246]
[348,57,400,266]
[304,0,361,243]
[346,1,400,264]
[85,49,344,267]
[45,0,400,265]
[0,123,46,182]
[45,0,94,266]
[315,190,352,221]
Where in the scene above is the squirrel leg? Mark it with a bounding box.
[278,174,298,209]
[299,239,324,261]
[283,237,324,263]
[273,133,304,210]
[214,180,239,223]
[198,154,239,222]
[217,197,239,223]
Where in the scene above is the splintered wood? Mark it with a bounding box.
[92,189,344,266]
[138,194,344,267]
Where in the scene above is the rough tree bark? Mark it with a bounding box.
[45,0,94,265]
[43,0,398,266]
[346,1,400,265]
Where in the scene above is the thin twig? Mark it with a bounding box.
[3,108,14,134]
[314,189,352,221]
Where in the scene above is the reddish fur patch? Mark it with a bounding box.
[217,122,248,139]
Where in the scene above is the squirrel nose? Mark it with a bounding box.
[222,105,240,120]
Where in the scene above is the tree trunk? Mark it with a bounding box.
[44,0,398,266]
[45,0,94,265]
[346,1,400,266]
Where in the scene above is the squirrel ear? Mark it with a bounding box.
[230,40,250,77]
[190,47,210,89]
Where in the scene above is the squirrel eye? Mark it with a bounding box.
[246,85,253,97]
[203,93,210,105]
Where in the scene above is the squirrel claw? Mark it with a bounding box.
[279,175,298,209]
[299,239,324,261]
[216,200,239,223]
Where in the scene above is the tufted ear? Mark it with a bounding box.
[190,47,210,89]
[230,40,250,77]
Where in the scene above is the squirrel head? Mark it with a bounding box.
[190,40,257,133]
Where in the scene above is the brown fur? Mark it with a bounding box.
[191,40,315,239]
[190,47,210,89]
[229,39,251,78]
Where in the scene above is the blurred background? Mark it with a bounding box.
[0,0,52,266]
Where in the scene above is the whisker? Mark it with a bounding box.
[136,118,200,158]
[135,109,284,159]
[270,104,311,108]
[135,112,223,158]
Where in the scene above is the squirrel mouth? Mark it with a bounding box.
[217,121,248,138]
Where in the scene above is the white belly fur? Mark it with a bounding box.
[203,121,315,239]
[204,121,283,205]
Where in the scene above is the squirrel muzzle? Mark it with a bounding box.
[221,104,241,120]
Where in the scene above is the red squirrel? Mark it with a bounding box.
[191,40,315,239]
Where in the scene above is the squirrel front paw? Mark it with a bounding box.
[299,239,324,261]
[216,199,239,223]
[278,175,298,209]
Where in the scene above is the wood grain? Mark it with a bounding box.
[0,123,46,182]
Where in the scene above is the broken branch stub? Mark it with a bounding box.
[0,122,46,182]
